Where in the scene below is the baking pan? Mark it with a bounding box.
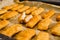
[0,0,60,40]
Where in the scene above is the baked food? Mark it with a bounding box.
[0,3,59,40]
[25,7,37,14]
[37,18,52,30]
[18,6,30,12]
[50,22,60,36]
[0,9,7,14]
[11,5,24,11]
[31,7,44,15]
[26,15,41,28]
[36,31,49,40]
[2,4,19,10]
[42,10,55,19]
[1,24,23,37]
[0,11,18,19]
[0,20,9,30]
[14,29,35,40]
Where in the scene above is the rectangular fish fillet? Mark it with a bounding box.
[18,6,30,12]
[2,4,19,10]
[14,29,35,40]
[36,31,49,40]
[0,11,18,19]
[26,15,41,28]
[42,10,55,19]
[1,24,23,37]
[25,7,37,14]
[37,18,52,30]
[31,7,44,15]
[0,20,9,30]
[11,5,24,11]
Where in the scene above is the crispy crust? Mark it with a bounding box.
[26,15,41,28]
[14,29,35,40]
[1,24,23,37]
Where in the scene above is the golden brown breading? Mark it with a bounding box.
[11,4,19,7]
[31,7,44,15]
[25,7,37,14]
[37,18,52,30]
[14,29,35,40]
[0,9,7,14]
[2,4,18,10]
[0,20,9,29]
[11,5,24,11]
[0,11,18,19]
[1,24,23,37]
[2,6,12,10]
[50,23,60,36]
[42,10,55,19]
[18,6,30,12]
[56,14,60,21]
[36,31,49,40]
[26,15,41,28]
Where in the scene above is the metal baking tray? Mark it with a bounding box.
[0,0,60,40]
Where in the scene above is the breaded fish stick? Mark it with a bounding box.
[2,4,18,10]
[42,10,55,19]
[37,18,52,30]
[36,31,49,40]
[1,24,23,37]
[0,11,18,19]
[25,7,37,14]
[18,6,30,12]
[0,9,7,14]
[50,23,60,36]
[18,12,26,23]
[0,20,9,29]
[11,5,24,11]
[31,7,44,15]
[56,14,60,21]
[24,15,33,23]
[26,15,41,28]
[11,4,19,7]
[14,29,35,40]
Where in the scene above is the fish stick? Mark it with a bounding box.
[1,24,23,37]
[14,29,35,40]
[10,4,19,7]
[0,11,18,19]
[56,14,60,21]
[0,20,9,30]
[50,23,60,36]
[18,12,26,23]
[2,6,12,10]
[36,31,49,40]
[42,10,55,19]
[2,4,18,10]
[26,15,41,28]
[31,7,44,15]
[0,9,7,14]
[24,15,33,23]
[37,18,52,30]
[18,6,30,12]
[11,5,24,11]
[25,7,37,14]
